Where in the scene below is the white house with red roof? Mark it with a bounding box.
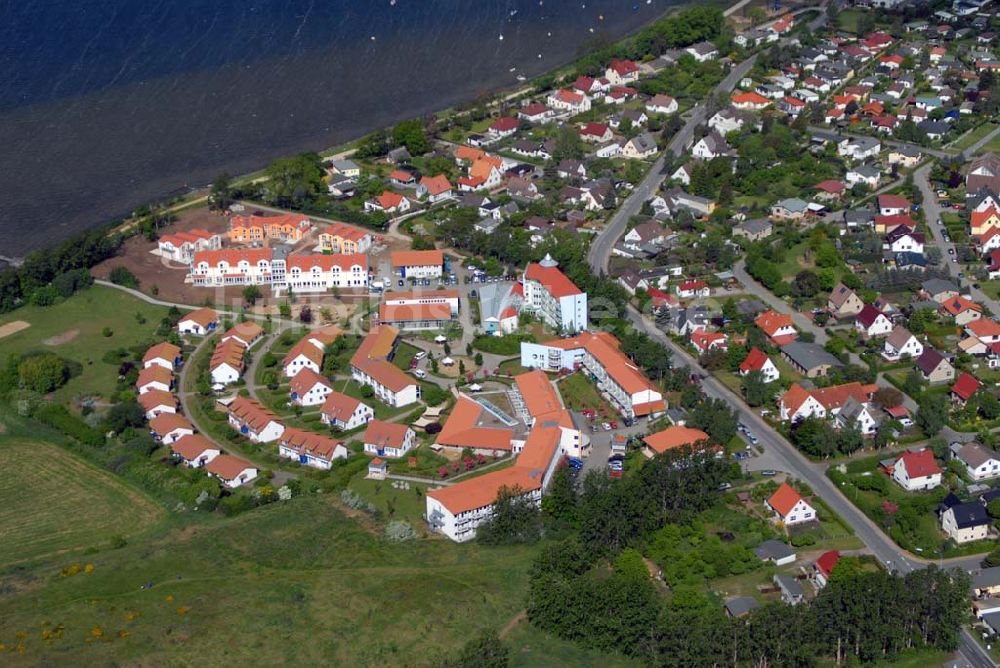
[878,194,910,216]
[890,449,942,491]
[854,304,893,339]
[206,454,258,488]
[285,254,369,292]
[170,435,219,468]
[755,311,797,346]
[779,382,878,423]
[366,191,411,215]
[177,308,219,336]
[731,92,771,111]
[143,342,182,372]
[572,76,606,95]
[522,254,588,333]
[951,372,980,406]
[363,420,416,458]
[156,228,222,264]
[518,103,554,124]
[289,368,334,407]
[350,325,421,407]
[417,175,454,203]
[546,88,591,114]
[691,330,728,355]
[605,59,639,85]
[739,347,779,383]
[766,483,816,526]
[149,413,194,445]
[320,391,373,431]
[520,331,665,420]
[676,280,710,299]
[278,428,348,470]
[814,550,840,588]
[227,396,285,444]
[579,122,612,143]
[488,117,519,138]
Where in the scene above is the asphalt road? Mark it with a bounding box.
[586,53,759,275]
[915,163,1000,315]
[626,303,994,666]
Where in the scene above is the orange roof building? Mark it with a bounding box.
[170,434,220,467]
[278,427,347,469]
[350,325,421,407]
[766,483,816,525]
[755,310,797,346]
[226,396,285,443]
[435,396,515,453]
[390,250,444,279]
[205,454,258,488]
[317,222,372,253]
[320,390,373,431]
[363,419,416,458]
[522,254,587,332]
[642,426,710,456]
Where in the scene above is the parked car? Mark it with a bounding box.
[761,470,777,477]
[610,421,618,429]
[414,351,427,360]
[397,279,404,287]
[601,422,612,431]
[898,417,914,427]
[413,369,426,379]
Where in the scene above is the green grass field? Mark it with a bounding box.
[0,438,164,568]
[506,622,643,668]
[0,285,168,401]
[0,495,536,666]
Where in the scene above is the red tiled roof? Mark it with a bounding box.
[390,249,443,268]
[951,372,980,401]
[815,550,840,577]
[896,449,942,478]
[739,347,771,374]
[363,419,412,449]
[524,262,583,299]
[206,454,256,481]
[490,117,519,132]
[321,391,363,422]
[768,483,805,517]
[643,426,709,455]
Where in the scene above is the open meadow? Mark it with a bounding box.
[0,492,537,666]
[0,438,165,568]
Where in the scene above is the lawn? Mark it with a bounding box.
[953,123,996,151]
[985,132,1000,155]
[392,340,423,371]
[835,9,865,34]
[348,474,432,530]
[0,285,169,401]
[0,438,165,568]
[506,622,643,668]
[497,357,529,377]
[556,372,616,417]
[775,241,813,279]
[0,495,538,666]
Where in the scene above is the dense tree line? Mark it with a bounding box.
[0,226,120,312]
[514,436,969,666]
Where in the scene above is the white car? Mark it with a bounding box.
[601,422,612,431]
[414,351,427,360]
[413,369,426,379]
[898,417,914,427]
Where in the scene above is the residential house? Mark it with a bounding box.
[940,296,983,326]
[138,390,176,420]
[766,483,816,526]
[951,372,981,406]
[854,304,893,339]
[882,326,923,361]
[136,365,172,394]
[227,396,285,443]
[915,348,956,384]
[143,342,182,372]
[846,164,881,188]
[646,94,678,115]
[278,428,348,470]
[814,551,840,588]
[838,136,881,161]
[690,330,728,355]
[739,347,779,383]
[205,454,258,489]
[156,229,222,264]
[779,381,878,422]
[221,321,263,349]
[878,194,911,216]
[391,249,443,279]
[921,278,960,303]
[770,197,810,221]
[685,42,718,62]
[967,154,1000,194]
[951,442,1000,481]
[365,190,411,215]
[676,280,710,299]
[774,574,805,605]
[149,412,194,446]
[350,325,421,407]
[834,396,879,436]
[363,420,416,458]
[418,175,454,203]
[725,597,760,619]
[941,501,990,543]
[828,283,865,318]
[731,91,771,111]
[692,131,734,160]
[177,308,218,336]
[547,88,591,114]
[320,391,374,431]
[732,218,773,241]
[621,133,658,159]
[756,310,797,346]
[170,434,220,469]
[289,368,333,407]
[753,540,796,566]
[209,338,246,385]
[891,449,943,491]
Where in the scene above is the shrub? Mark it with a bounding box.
[385,520,417,542]
[109,266,139,289]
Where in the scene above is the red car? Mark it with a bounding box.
[610,421,618,429]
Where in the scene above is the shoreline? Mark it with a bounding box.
[9,0,741,262]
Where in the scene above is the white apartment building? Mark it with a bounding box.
[522,254,588,333]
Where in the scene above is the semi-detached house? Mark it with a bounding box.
[227,396,285,444]
[278,428,348,470]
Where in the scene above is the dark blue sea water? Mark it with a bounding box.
[0,0,677,257]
